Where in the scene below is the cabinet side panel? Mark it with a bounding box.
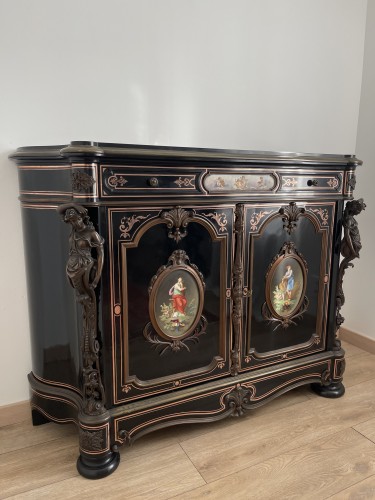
[20,206,80,390]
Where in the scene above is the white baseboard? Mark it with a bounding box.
[339,327,375,355]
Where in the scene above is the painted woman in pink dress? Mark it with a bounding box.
[169,277,187,314]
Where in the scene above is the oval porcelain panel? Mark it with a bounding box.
[267,255,306,319]
[149,266,204,340]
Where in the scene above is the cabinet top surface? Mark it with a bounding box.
[10,141,361,166]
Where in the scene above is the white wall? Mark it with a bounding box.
[344,0,375,338]
[0,0,368,405]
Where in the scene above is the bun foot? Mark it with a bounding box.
[77,450,120,479]
[311,381,345,398]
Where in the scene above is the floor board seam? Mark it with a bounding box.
[351,426,375,445]
[177,393,315,446]
[0,473,81,500]
[178,442,207,484]
[181,425,360,486]
[323,471,375,500]
[0,438,78,459]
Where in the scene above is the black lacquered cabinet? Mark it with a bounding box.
[11,142,365,479]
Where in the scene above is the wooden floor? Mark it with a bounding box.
[1,340,375,499]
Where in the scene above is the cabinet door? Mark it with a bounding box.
[107,205,234,404]
[240,201,335,371]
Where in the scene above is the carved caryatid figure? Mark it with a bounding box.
[334,198,366,348]
[60,205,104,299]
[341,198,365,261]
[58,203,106,416]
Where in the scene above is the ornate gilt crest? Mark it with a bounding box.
[160,207,193,243]
[279,202,305,234]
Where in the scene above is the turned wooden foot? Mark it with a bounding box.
[77,450,120,479]
[311,381,345,398]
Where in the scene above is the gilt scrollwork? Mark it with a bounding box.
[233,176,247,190]
[119,214,151,240]
[201,211,228,233]
[58,203,106,416]
[174,176,195,188]
[279,202,305,234]
[310,208,329,226]
[249,210,272,232]
[327,178,339,189]
[108,174,128,188]
[160,206,193,243]
[282,177,298,188]
[215,177,226,188]
[334,198,366,350]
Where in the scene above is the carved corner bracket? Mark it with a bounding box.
[334,198,366,350]
[57,203,106,416]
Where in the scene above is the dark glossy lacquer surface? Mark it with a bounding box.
[249,216,322,353]
[18,168,72,194]
[126,222,223,380]
[21,207,80,388]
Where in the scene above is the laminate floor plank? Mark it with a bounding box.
[0,420,77,455]
[0,437,79,499]
[5,444,205,500]
[0,402,30,428]
[354,417,375,444]
[341,340,367,359]
[344,353,375,388]
[327,473,375,499]
[174,428,375,500]
[179,378,375,483]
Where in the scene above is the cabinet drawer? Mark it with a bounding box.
[100,166,202,197]
[279,172,343,193]
[100,166,344,199]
